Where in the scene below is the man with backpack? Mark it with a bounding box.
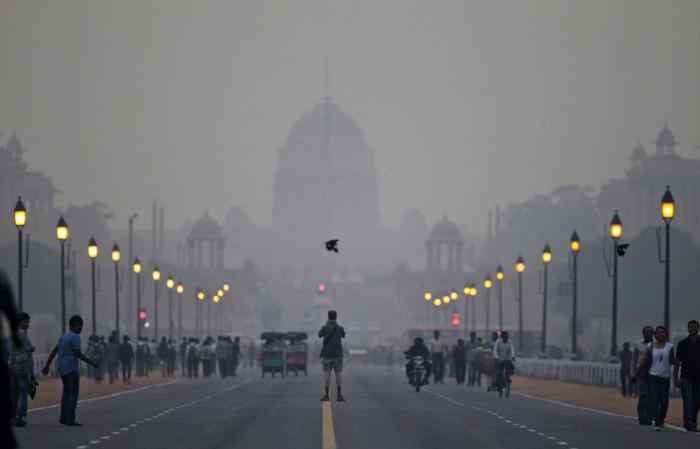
[318,310,346,402]
[5,312,34,427]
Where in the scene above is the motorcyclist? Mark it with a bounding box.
[492,331,515,394]
[405,337,432,384]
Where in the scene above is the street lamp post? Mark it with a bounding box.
[152,266,161,339]
[56,217,69,333]
[484,275,492,339]
[14,197,28,312]
[661,186,675,334]
[540,244,552,355]
[609,211,623,357]
[515,255,525,352]
[166,275,175,340]
[570,231,580,356]
[127,214,137,336]
[470,284,478,334]
[88,237,99,336]
[133,258,142,339]
[111,243,121,338]
[197,290,205,337]
[176,281,184,340]
[462,286,470,333]
[496,265,504,332]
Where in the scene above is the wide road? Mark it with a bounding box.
[16,365,699,449]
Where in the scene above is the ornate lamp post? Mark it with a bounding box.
[56,217,70,333]
[111,243,121,338]
[152,266,161,339]
[570,231,580,356]
[176,281,184,339]
[540,244,552,355]
[609,211,623,356]
[515,255,525,352]
[496,265,505,331]
[87,237,99,336]
[166,275,175,339]
[133,258,143,339]
[470,284,478,333]
[661,186,675,333]
[14,197,29,312]
[483,275,493,339]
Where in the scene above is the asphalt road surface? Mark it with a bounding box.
[16,366,700,449]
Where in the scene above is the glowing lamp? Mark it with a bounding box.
[661,186,675,222]
[14,197,26,229]
[87,237,99,259]
[111,243,121,263]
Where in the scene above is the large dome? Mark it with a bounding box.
[656,123,676,146]
[428,215,462,242]
[190,211,222,238]
[286,100,368,148]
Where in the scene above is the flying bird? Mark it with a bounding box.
[325,239,339,253]
[617,243,630,257]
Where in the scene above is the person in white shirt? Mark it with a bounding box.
[429,330,447,384]
[632,325,655,425]
[636,325,675,431]
[492,331,515,395]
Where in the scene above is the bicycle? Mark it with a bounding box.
[496,359,513,398]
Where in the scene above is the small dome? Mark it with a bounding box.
[631,142,647,161]
[428,215,462,242]
[656,123,676,146]
[190,211,222,238]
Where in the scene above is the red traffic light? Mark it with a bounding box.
[451,312,460,327]
[139,310,147,320]
[317,283,327,293]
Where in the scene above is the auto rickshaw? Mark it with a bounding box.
[284,332,308,376]
[260,332,286,378]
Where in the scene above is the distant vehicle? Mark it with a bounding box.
[284,332,308,376]
[260,332,286,378]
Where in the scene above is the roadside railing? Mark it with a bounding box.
[516,358,620,386]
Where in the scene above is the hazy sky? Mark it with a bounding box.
[1,1,699,233]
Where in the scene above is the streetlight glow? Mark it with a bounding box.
[450,291,458,300]
[213,295,220,303]
[424,292,432,301]
[484,276,493,289]
[197,291,205,301]
[111,243,121,263]
[217,289,224,297]
[661,186,675,222]
[87,237,99,259]
[133,258,142,274]
[515,255,525,273]
[14,197,26,229]
[610,211,622,240]
[56,216,69,241]
[570,231,581,253]
[223,283,230,292]
[176,282,184,294]
[496,265,504,281]
[541,244,552,264]
[152,266,161,281]
[166,276,175,289]
[434,298,442,307]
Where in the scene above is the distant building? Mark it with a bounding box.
[0,133,59,246]
[598,124,700,237]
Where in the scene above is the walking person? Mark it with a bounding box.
[179,337,188,377]
[632,325,655,425]
[429,330,446,384]
[319,310,346,402]
[0,271,21,449]
[674,319,700,432]
[465,332,478,386]
[118,335,134,384]
[42,315,100,426]
[5,312,35,427]
[635,325,675,431]
[453,339,467,385]
[157,337,168,378]
[104,335,119,384]
[216,336,230,378]
[230,337,241,377]
[619,342,632,397]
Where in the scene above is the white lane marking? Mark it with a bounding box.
[119,427,129,431]
[537,433,546,436]
[528,429,536,432]
[557,442,568,446]
[511,391,689,433]
[424,390,464,406]
[77,446,88,449]
[89,441,100,444]
[547,436,556,440]
[129,424,137,427]
[505,419,512,423]
[28,379,180,413]
[111,432,120,435]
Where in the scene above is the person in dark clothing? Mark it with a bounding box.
[0,271,21,449]
[230,337,241,377]
[179,337,188,377]
[674,319,700,432]
[619,342,633,397]
[318,310,346,402]
[157,337,168,377]
[453,339,467,385]
[405,337,432,383]
[118,335,134,384]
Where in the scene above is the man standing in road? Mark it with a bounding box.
[6,312,35,427]
[42,315,99,426]
[319,310,346,402]
[430,330,446,384]
[633,325,654,426]
[619,342,633,397]
[674,319,700,432]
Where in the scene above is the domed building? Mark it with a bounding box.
[271,98,380,271]
[426,215,464,272]
[187,211,225,269]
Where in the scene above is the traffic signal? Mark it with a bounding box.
[317,283,327,294]
[139,309,147,321]
[451,311,460,327]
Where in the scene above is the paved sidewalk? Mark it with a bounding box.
[29,372,177,409]
[512,375,684,427]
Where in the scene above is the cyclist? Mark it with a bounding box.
[492,331,515,396]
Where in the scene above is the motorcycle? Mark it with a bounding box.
[408,355,428,392]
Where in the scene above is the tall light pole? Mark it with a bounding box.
[483,275,492,339]
[462,286,470,333]
[88,237,99,336]
[152,266,161,339]
[111,243,121,338]
[176,281,184,340]
[133,258,142,339]
[540,244,552,355]
[127,214,137,336]
[56,217,69,333]
[424,292,432,327]
[609,211,623,357]
[570,231,580,356]
[661,186,675,334]
[197,290,205,337]
[470,284,478,333]
[496,265,504,331]
[515,255,525,352]
[166,275,175,340]
[14,197,28,312]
